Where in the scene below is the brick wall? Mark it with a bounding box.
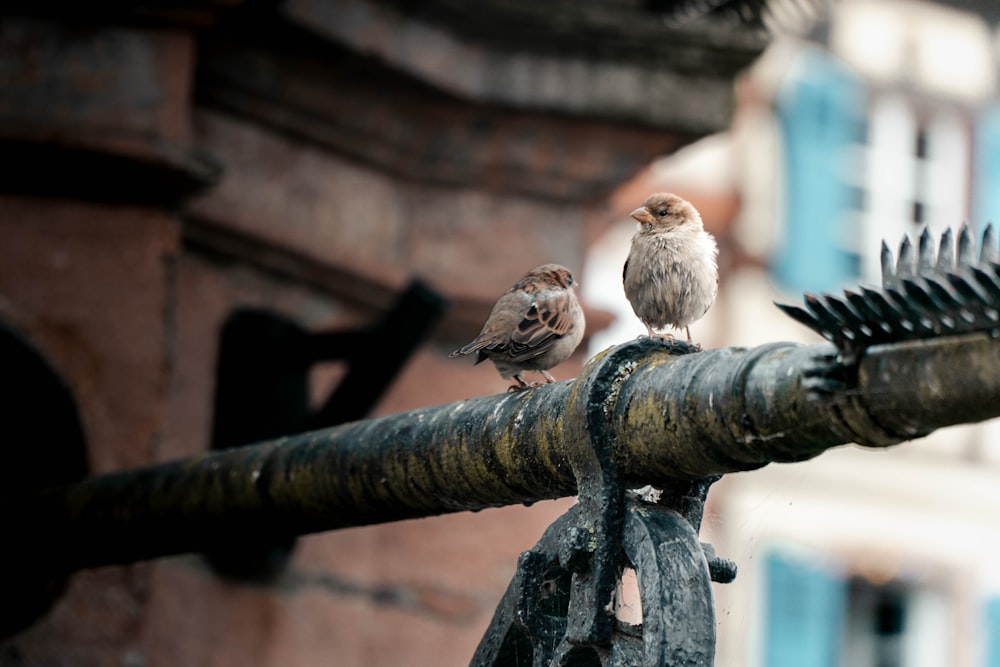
[0,2,760,664]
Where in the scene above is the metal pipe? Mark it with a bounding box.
[15,333,1000,572]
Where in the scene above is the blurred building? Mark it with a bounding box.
[602,1,1000,666]
[10,0,1000,664]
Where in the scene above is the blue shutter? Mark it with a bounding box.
[763,550,846,667]
[773,48,865,293]
[973,104,1000,232]
[984,598,1000,667]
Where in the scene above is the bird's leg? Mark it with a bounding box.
[539,370,557,384]
[685,326,703,351]
[507,374,531,392]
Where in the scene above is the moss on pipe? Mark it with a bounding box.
[17,334,1000,572]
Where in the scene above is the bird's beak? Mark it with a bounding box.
[630,207,654,225]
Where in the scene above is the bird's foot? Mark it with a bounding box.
[638,324,678,342]
[638,330,703,353]
[683,327,703,351]
[507,382,544,392]
[638,331,678,343]
[507,374,533,392]
[539,370,557,384]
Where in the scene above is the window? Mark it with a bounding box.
[773,48,973,294]
[763,550,953,667]
[853,97,969,284]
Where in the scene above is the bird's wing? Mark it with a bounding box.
[451,288,576,362]
[449,290,532,358]
[505,290,575,361]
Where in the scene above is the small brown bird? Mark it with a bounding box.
[623,193,718,345]
[450,264,585,390]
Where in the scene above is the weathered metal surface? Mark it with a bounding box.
[473,340,731,666]
[558,338,654,651]
[469,500,720,667]
[622,505,715,667]
[10,329,1000,575]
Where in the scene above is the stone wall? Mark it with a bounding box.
[0,2,763,664]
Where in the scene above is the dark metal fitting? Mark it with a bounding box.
[557,525,594,574]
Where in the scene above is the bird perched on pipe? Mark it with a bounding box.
[623,192,718,346]
[450,264,585,390]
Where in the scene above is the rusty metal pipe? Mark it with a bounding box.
[15,333,1000,572]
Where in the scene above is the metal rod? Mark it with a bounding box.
[13,333,1000,573]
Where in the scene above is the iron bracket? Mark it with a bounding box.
[472,338,736,666]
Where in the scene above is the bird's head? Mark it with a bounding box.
[525,264,577,290]
[630,193,703,233]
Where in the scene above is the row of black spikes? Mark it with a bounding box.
[776,224,1000,362]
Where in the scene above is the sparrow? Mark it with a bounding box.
[623,192,718,345]
[450,264,585,390]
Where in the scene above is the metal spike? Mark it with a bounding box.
[971,266,1000,302]
[946,272,991,306]
[982,224,999,264]
[846,290,892,334]
[884,287,922,332]
[936,228,954,271]
[860,287,903,332]
[923,276,962,309]
[957,223,975,265]
[901,278,942,312]
[881,241,895,287]
[780,225,1000,358]
[824,294,867,331]
[773,302,824,335]
[897,235,916,279]
[917,228,935,272]
[803,294,844,333]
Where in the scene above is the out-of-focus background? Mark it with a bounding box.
[2,0,1000,665]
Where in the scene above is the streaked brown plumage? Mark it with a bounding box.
[623,193,718,345]
[450,264,585,390]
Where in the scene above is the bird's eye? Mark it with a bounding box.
[657,209,669,217]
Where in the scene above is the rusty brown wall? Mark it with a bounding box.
[0,2,754,664]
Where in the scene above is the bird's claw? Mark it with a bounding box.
[508,370,558,392]
[638,331,677,342]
